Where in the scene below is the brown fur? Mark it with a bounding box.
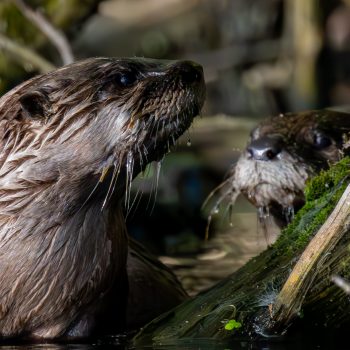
[227,110,350,226]
[0,57,205,339]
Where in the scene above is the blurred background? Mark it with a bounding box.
[1,0,350,293]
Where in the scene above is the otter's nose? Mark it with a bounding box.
[173,61,204,84]
[247,135,283,161]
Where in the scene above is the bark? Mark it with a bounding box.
[133,157,350,346]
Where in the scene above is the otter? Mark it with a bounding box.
[0,57,205,339]
[223,110,350,227]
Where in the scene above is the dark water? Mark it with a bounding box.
[0,334,342,350]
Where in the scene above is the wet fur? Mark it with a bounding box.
[226,110,350,225]
[0,58,205,339]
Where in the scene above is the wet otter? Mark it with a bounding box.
[0,57,205,339]
[224,110,350,227]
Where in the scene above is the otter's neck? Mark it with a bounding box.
[0,174,128,338]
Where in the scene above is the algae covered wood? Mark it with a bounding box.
[133,158,350,345]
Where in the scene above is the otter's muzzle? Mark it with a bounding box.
[247,135,284,161]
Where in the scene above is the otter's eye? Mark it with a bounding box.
[114,71,138,87]
[312,131,332,149]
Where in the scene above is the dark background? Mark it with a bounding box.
[1,0,350,296]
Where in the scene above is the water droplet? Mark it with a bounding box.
[258,206,270,219]
[283,206,295,223]
[186,139,191,147]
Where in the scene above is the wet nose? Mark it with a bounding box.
[247,135,283,161]
[173,60,204,84]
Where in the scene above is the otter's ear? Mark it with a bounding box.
[19,90,51,119]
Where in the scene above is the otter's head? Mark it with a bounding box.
[0,58,205,210]
[230,110,350,226]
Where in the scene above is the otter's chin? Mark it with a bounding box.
[261,196,305,226]
[242,183,303,222]
[232,154,310,227]
[144,109,199,162]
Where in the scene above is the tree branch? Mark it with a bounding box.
[271,182,350,328]
[0,33,55,73]
[12,0,74,65]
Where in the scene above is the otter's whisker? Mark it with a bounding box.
[102,162,120,209]
[125,185,143,219]
[125,151,135,211]
[201,176,233,211]
[204,188,239,241]
[78,177,103,212]
[144,159,163,215]
[220,201,235,227]
[137,145,144,170]
[150,158,163,214]
[142,144,149,164]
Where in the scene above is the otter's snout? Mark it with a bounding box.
[247,135,284,161]
[170,61,204,85]
[176,61,203,84]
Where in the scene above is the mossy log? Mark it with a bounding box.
[133,157,350,346]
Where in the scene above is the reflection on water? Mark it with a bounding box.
[0,334,343,350]
[0,336,126,350]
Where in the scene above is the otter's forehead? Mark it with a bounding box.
[0,57,205,123]
[13,58,202,109]
[45,57,184,83]
[251,112,316,141]
[2,57,190,97]
[251,110,350,143]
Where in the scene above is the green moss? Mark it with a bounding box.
[274,157,350,258]
[305,157,350,201]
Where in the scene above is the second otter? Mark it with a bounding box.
[227,110,350,227]
[0,58,205,339]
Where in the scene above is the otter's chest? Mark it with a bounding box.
[0,203,128,338]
